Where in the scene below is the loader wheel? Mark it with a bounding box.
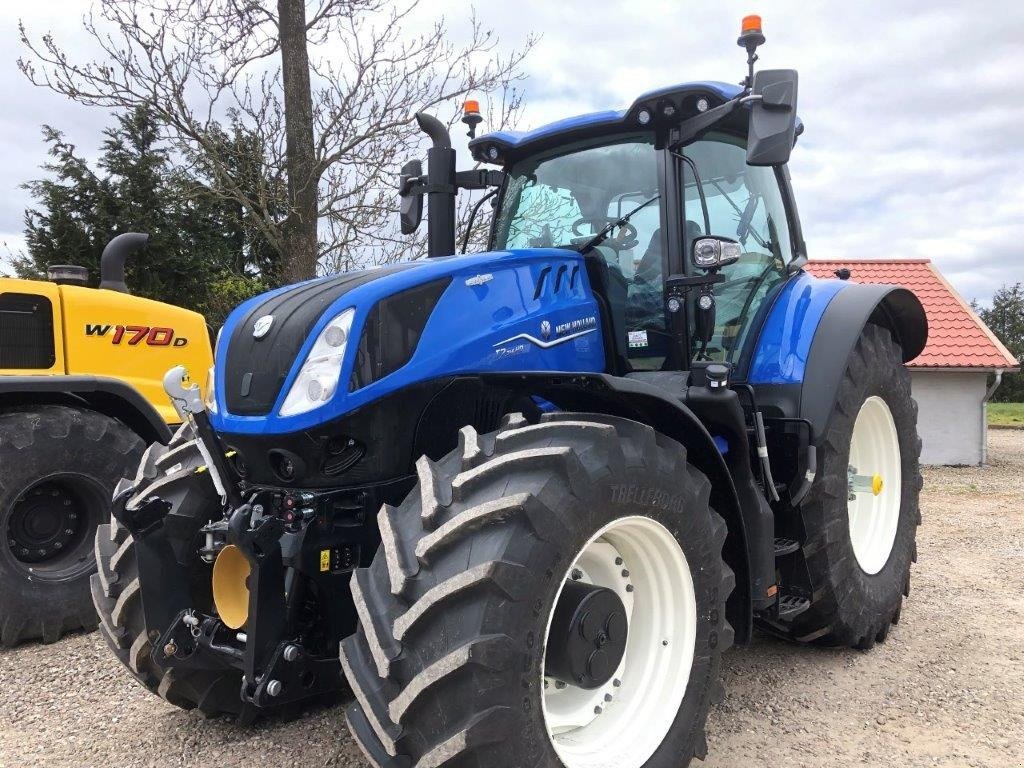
[91,430,247,719]
[0,405,143,646]
[342,412,734,768]
[789,323,922,648]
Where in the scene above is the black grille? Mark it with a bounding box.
[0,293,56,369]
[349,278,451,391]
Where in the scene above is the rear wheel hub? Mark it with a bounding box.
[545,580,628,689]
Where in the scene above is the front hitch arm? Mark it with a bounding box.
[109,490,195,635]
[227,505,289,700]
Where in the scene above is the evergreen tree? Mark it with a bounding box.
[16,107,272,326]
[977,283,1024,402]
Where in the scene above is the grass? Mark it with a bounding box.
[989,402,1024,427]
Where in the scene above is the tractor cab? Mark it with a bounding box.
[481,94,803,376]
[401,19,802,386]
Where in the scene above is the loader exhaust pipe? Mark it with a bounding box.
[99,232,150,293]
[415,113,457,258]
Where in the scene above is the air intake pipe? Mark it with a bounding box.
[99,232,149,293]
[415,113,456,258]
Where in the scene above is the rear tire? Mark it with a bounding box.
[91,431,247,718]
[342,412,734,768]
[788,323,922,648]
[0,405,143,646]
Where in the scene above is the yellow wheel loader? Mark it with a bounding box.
[0,233,211,645]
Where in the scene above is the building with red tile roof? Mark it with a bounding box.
[805,259,1018,465]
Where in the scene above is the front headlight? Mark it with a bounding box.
[279,308,355,417]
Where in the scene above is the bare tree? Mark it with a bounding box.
[19,0,533,282]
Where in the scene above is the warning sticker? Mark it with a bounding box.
[319,549,330,572]
[628,330,649,348]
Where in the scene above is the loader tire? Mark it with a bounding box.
[342,412,734,768]
[788,323,922,648]
[0,405,143,646]
[91,430,247,719]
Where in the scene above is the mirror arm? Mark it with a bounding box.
[670,97,741,149]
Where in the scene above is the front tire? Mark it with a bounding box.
[91,430,247,718]
[342,413,734,768]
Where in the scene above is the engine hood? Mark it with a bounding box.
[210,249,605,435]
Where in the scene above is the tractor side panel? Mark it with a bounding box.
[59,285,212,424]
[212,250,605,435]
[0,278,65,375]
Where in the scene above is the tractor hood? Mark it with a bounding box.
[210,249,605,435]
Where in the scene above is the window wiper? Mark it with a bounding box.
[574,193,661,254]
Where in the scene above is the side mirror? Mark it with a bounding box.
[399,159,423,235]
[692,236,741,271]
[746,69,798,166]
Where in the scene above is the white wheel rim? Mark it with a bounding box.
[847,396,902,575]
[541,516,696,768]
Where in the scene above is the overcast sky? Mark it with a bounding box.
[1,0,1021,304]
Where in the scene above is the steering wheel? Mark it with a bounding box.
[571,217,639,250]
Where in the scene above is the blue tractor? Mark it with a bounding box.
[94,17,927,768]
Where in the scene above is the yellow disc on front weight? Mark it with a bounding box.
[212,544,251,629]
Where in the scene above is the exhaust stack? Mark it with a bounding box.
[99,232,150,293]
[415,113,457,258]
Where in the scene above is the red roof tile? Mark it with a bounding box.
[804,260,1019,370]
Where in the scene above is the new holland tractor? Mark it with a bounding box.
[93,17,927,768]
[0,233,212,645]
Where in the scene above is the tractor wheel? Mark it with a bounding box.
[0,405,143,646]
[789,323,923,648]
[91,431,247,719]
[342,412,734,768]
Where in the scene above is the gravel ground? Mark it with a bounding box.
[1,430,1021,768]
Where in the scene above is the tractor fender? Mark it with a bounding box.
[482,371,755,643]
[0,375,172,445]
[800,283,927,442]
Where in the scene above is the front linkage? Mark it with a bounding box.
[110,368,404,712]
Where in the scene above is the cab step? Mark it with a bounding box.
[777,593,811,622]
[773,537,800,557]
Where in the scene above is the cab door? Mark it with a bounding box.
[678,133,799,368]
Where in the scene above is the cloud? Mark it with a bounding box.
[2,0,1021,304]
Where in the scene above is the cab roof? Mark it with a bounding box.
[469,80,803,165]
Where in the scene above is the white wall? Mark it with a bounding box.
[910,370,989,466]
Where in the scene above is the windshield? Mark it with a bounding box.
[495,136,669,369]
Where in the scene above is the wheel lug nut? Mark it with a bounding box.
[555,680,567,689]
[604,693,613,702]
[613,678,621,687]
[621,569,630,578]
[594,705,602,715]
[625,584,634,592]
[571,568,583,581]
[65,528,75,535]
[614,557,623,565]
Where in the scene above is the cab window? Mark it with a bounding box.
[682,134,793,363]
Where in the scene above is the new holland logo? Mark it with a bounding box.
[252,315,275,339]
[494,315,597,351]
